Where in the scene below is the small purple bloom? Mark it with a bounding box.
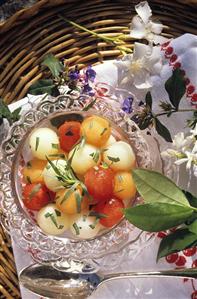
[86,66,96,82]
[82,84,93,94]
[122,96,133,114]
[69,67,80,81]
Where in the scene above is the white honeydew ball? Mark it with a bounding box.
[103,141,136,171]
[68,144,101,175]
[37,204,70,235]
[43,159,67,192]
[29,128,59,160]
[70,213,102,239]
[101,135,116,148]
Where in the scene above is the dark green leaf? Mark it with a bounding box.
[138,115,153,130]
[154,118,172,142]
[145,91,152,109]
[132,169,190,207]
[157,228,197,260]
[28,79,59,96]
[188,220,197,234]
[42,53,64,78]
[82,99,97,111]
[165,68,186,110]
[182,190,197,208]
[124,203,193,232]
[0,99,21,125]
[11,107,22,122]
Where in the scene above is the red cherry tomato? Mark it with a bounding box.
[94,198,124,227]
[22,183,55,211]
[84,166,115,202]
[58,121,81,152]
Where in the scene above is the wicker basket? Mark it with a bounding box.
[0,0,196,298]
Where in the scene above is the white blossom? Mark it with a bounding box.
[117,42,163,89]
[190,124,197,139]
[172,132,193,151]
[130,1,168,44]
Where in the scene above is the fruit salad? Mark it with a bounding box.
[21,113,137,239]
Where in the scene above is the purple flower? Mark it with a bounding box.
[82,83,93,94]
[85,66,96,82]
[69,67,80,81]
[122,96,134,114]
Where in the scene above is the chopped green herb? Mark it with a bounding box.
[58,225,64,229]
[100,127,108,136]
[115,189,125,193]
[89,211,107,219]
[65,130,74,136]
[46,164,51,170]
[73,222,80,235]
[26,176,32,184]
[89,150,100,163]
[55,209,61,217]
[35,137,40,151]
[44,212,52,218]
[75,191,82,213]
[52,143,59,149]
[44,212,62,229]
[48,153,65,159]
[107,156,120,163]
[60,185,75,205]
[101,162,109,169]
[82,215,87,222]
[89,218,99,229]
[27,161,32,169]
[29,184,42,200]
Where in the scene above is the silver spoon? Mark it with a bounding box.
[20,262,197,299]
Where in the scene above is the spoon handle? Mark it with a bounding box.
[103,268,197,284]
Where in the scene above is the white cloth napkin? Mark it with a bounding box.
[8,33,197,299]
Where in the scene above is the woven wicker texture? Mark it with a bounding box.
[0,0,197,298]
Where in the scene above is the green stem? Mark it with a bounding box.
[155,108,197,118]
[59,14,132,54]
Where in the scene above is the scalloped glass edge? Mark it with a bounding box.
[0,95,156,264]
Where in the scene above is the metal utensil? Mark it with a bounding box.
[20,262,197,299]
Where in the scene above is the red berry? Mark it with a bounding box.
[173,62,181,69]
[165,253,179,263]
[187,85,195,95]
[192,260,197,268]
[157,232,167,238]
[170,54,177,63]
[183,247,196,257]
[162,41,170,48]
[175,255,186,267]
[165,46,173,55]
[192,94,197,102]
[191,291,197,299]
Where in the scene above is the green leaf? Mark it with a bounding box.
[124,203,193,232]
[188,220,197,234]
[11,107,22,122]
[28,79,60,96]
[0,99,21,125]
[42,53,64,78]
[157,228,197,260]
[145,91,152,109]
[182,190,197,208]
[154,118,172,142]
[165,68,186,110]
[132,169,190,207]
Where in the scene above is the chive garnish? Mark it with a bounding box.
[44,212,62,229]
[75,192,82,213]
[52,143,59,149]
[27,161,32,169]
[29,184,42,200]
[88,211,107,219]
[73,222,80,235]
[100,127,108,136]
[55,209,61,217]
[35,137,40,151]
[26,176,32,184]
[107,156,120,163]
[89,150,100,163]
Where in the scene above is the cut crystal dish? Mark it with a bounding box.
[0,95,157,265]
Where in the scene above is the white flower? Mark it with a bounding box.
[172,132,193,151]
[190,124,197,138]
[117,42,162,89]
[193,164,197,177]
[174,141,197,169]
[130,1,168,44]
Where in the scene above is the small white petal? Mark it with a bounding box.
[133,42,150,60]
[193,165,197,177]
[150,21,163,34]
[152,34,169,45]
[174,158,188,166]
[130,16,146,39]
[133,70,152,89]
[135,1,152,24]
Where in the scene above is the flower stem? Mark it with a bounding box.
[59,14,132,54]
[155,108,197,118]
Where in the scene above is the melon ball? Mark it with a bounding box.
[113,171,136,201]
[43,159,67,192]
[101,135,116,148]
[37,204,70,235]
[22,158,47,184]
[70,213,102,239]
[68,144,101,175]
[103,141,136,171]
[29,128,59,160]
